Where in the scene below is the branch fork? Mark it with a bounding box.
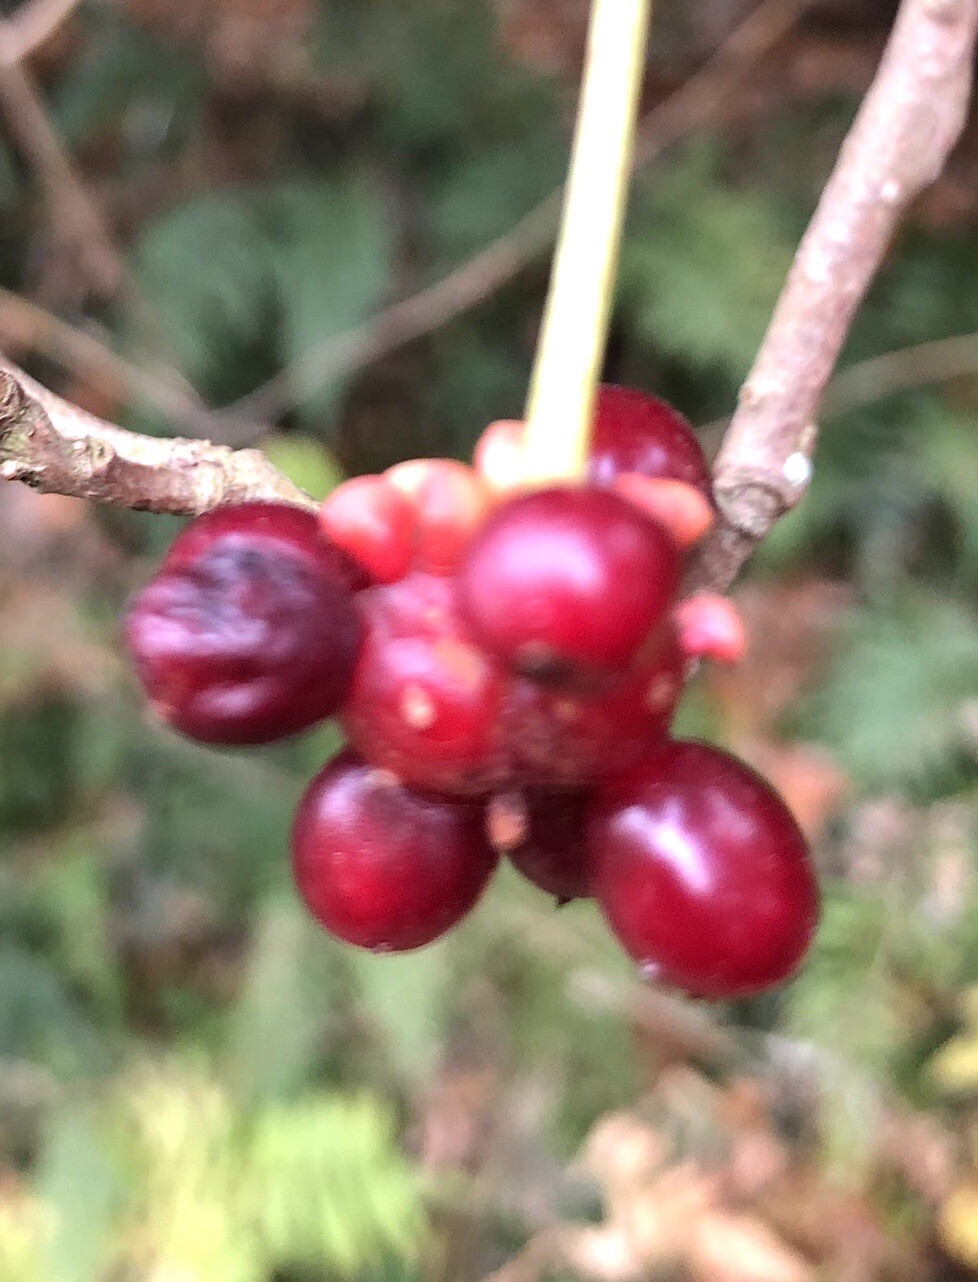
[694,0,978,591]
[0,0,976,599]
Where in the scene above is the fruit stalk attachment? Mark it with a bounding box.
[521,0,654,486]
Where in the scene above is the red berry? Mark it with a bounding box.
[413,462,492,575]
[319,475,416,584]
[383,459,492,573]
[457,487,681,688]
[341,573,509,796]
[472,419,525,496]
[589,385,712,499]
[291,751,498,951]
[505,787,592,902]
[126,503,361,745]
[588,741,818,999]
[502,628,685,785]
[674,594,747,664]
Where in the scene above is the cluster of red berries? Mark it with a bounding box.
[125,387,819,999]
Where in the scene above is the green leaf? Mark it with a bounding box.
[128,192,274,421]
[259,434,345,500]
[621,142,794,380]
[265,178,394,432]
[35,1106,121,1282]
[312,0,553,150]
[784,887,904,1176]
[225,896,340,1104]
[0,947,107,1078]
[800,595,978,797]
[426,129,564,264]
[247,1093,426,1276]
[50,16,205,157]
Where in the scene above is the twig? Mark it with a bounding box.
[0,287,269,440]
[0,51,124,297]
[691,0,978,594]
[823,329,978,416]
[0,14,209,413]
[0,358,312,514]
[1,0,80,65]
[230,0,808,434]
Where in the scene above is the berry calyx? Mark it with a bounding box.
[588,741,819,999]
[457,486,680,688]
[126,503,361,745]
[412,460,492,575]
[611,474,713,550]
[291,751,498,951]
[472,419,526,497]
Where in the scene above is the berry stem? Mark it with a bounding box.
[521,0,654,486]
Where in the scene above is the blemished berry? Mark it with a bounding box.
[589,384,712,498]
[163,501,367,591]
[502,628,684,785]
[291,751,499,951]
[457,486,681,688]
[506,787,592,902]
[126,503,361,745]
[341,573,509,796]
[588,741,819,999]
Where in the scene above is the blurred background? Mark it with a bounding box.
[3,0,978,1278]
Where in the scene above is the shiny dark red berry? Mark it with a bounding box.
[588,741,819,999]
[341,573,509,796]
[589,385,712,499]
[126,502,361,745]
[457,486,680,688]
[506,787,592,902]
[291,751,499,951]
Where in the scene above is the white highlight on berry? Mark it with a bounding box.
[401,685,436,731]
